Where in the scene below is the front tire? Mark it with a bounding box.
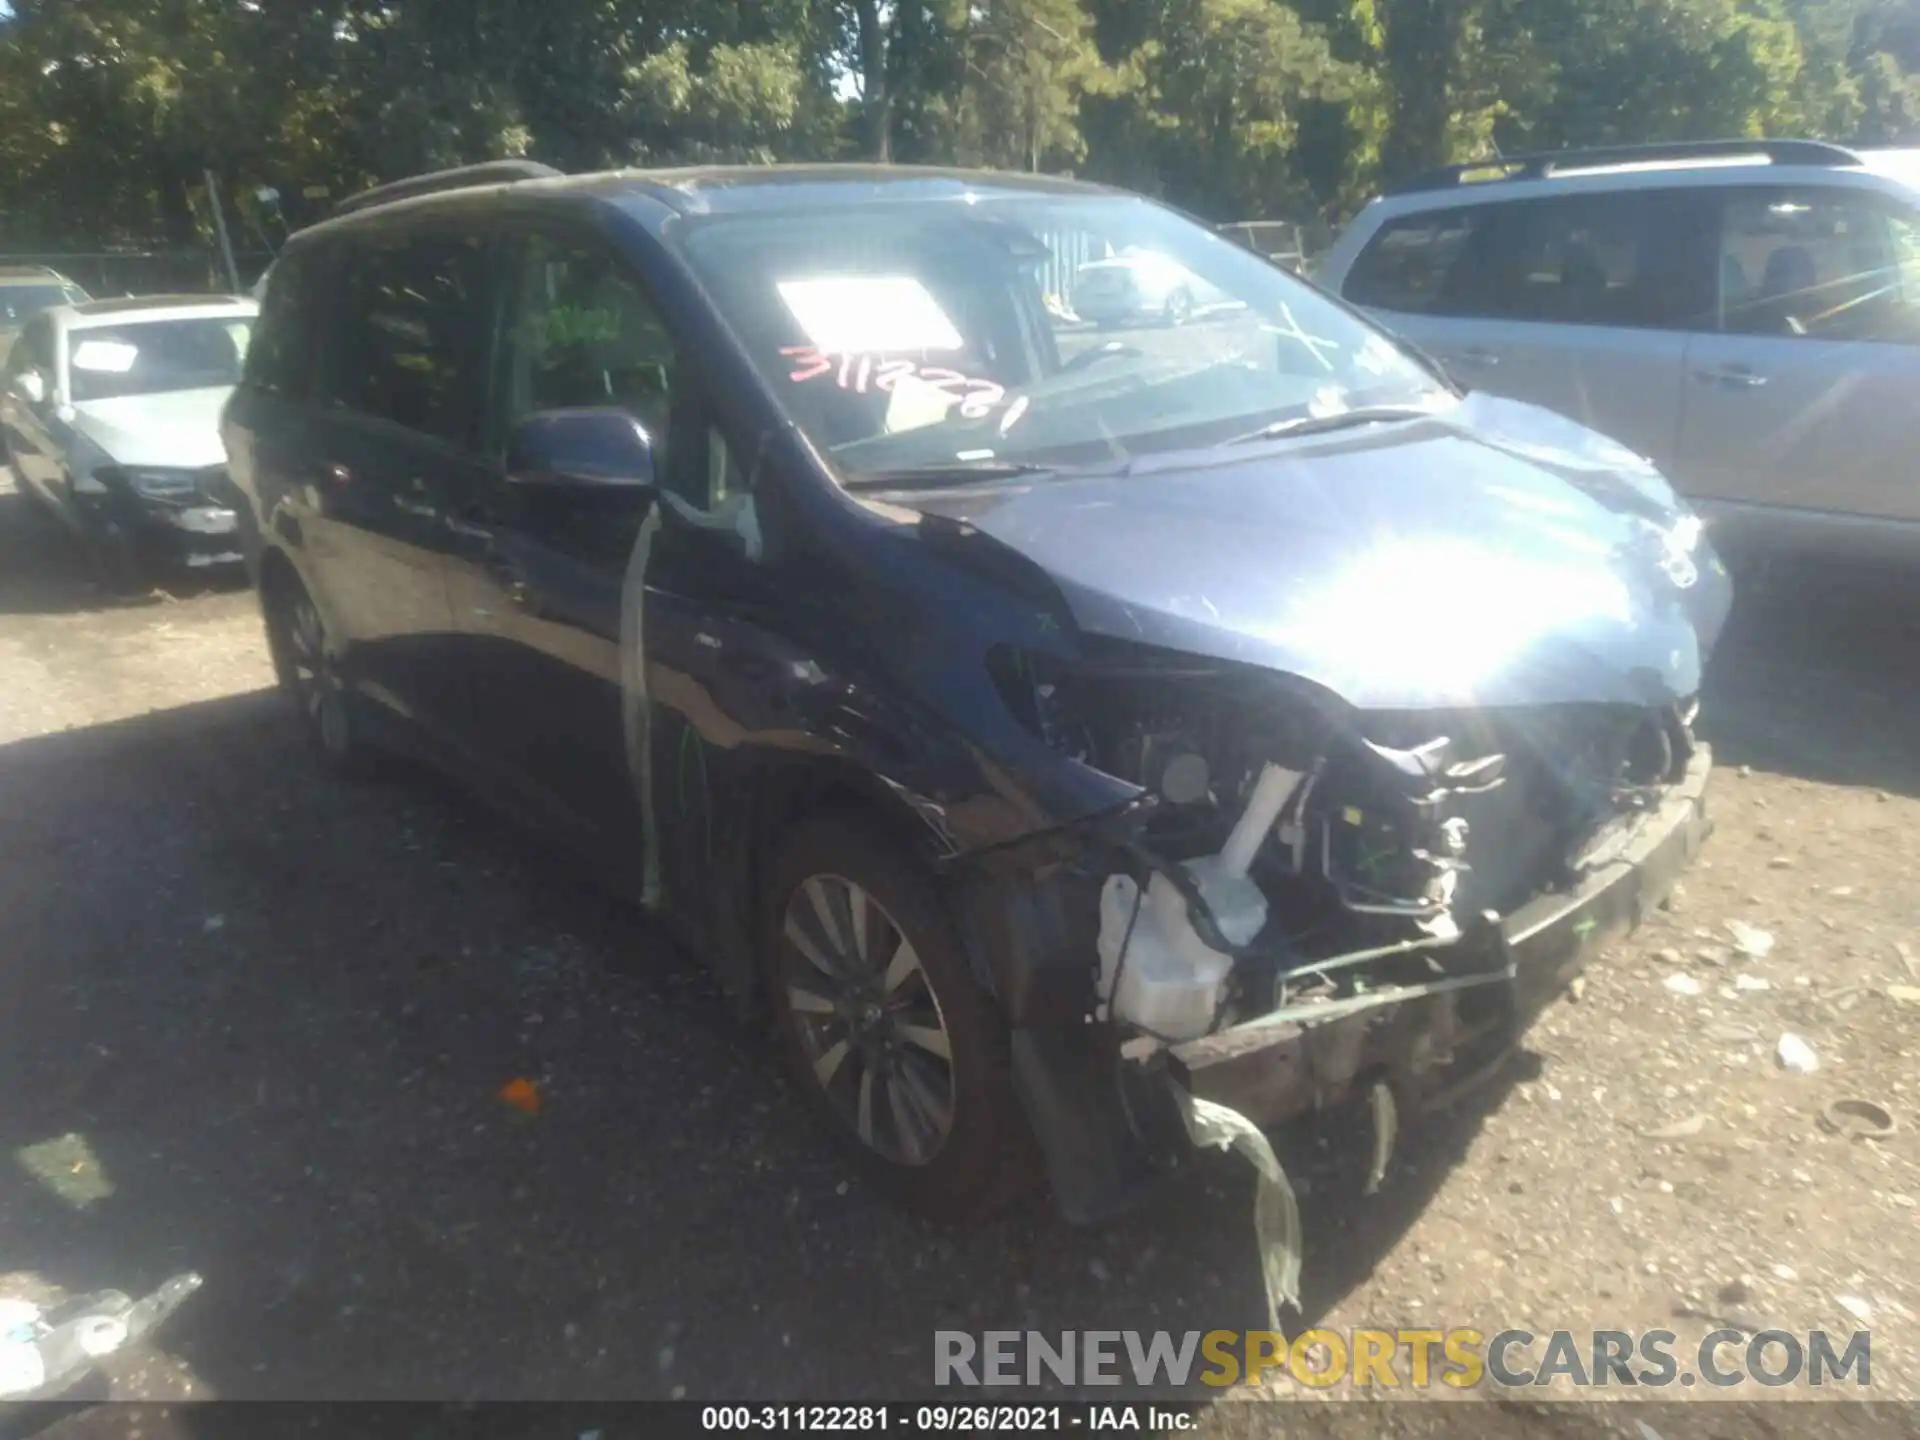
[765,815,1036,1222]
[86,520,149,598]
[264,573,374,778]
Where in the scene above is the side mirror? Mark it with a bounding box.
[505,408,657,490]
[13,370,45,405]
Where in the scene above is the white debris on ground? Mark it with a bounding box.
[1777,1032,1821,1073]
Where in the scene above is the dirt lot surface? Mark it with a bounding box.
[0,473,1916,1432]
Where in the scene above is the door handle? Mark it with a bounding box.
[444,512,492,540]
[393,493,437,519]
[1450,347,1502,367]
[1693,365,1768,389]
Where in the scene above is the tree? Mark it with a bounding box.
[8,0,1920,251]
[946,0,1114,172]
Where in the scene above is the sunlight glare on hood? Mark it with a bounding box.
[1270,537,1635,698]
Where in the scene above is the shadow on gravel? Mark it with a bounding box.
[1699,554,1920,798]
[0,689,1524,1412]
[0,488,101,616]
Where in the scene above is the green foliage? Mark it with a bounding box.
[1,0,1917,249]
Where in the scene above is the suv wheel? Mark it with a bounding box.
[266,576,372,777]
[1163,287,1193,326]
[765,815,1035,1222]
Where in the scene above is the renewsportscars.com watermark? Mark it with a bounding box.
[935,1328,1873,1390]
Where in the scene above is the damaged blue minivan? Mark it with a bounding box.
[223,161,1729,1227]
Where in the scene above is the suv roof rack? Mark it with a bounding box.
[0,263,68,280]
[331,159,564,219]
[1382,139,1863,197]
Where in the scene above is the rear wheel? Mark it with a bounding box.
[264,572,373,778]
[1163,287,1194,327]
[765,815,1035,1221]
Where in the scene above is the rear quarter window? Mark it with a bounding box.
[244,249,322,398]
[1342,208,1485,314]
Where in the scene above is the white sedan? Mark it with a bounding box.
[1071,249,1218,328]
[0,294,256,590]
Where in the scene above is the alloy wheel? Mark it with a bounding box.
[284,593,350,755]
[780,873,958,1167]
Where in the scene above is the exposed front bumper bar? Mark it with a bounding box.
[1168,744,1715,1128]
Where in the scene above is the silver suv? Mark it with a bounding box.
[1315,139,1920,562]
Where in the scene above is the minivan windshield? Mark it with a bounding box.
[66,317,252,403]
[670,193,1451,479]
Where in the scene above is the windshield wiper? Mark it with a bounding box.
[843,459,1056,491]
[1225,403,1452,447]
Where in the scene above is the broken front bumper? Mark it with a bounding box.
[1169,743,1715,1130]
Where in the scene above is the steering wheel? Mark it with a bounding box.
[1058,340,1143,374]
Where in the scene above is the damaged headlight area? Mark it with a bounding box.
[989,639,1702,1045]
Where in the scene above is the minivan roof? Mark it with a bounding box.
[601,163,1116,211]
[300,162,1122,241]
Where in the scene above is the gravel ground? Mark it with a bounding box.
[0,474,1915,1430]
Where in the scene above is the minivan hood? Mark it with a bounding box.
[889,393,1732,711]
[70,387,233,470]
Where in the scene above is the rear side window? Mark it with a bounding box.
[1345,192,1715,330]
[326,232,491,447]
[1718,187,1920,343]
[243,251,318,397]
[1343,208,1487,314]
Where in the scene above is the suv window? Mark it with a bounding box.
[1346,193,1715,330]
[1342,208,1486,315]
[328,232,491,446]
[503,233,677,458]
[1718,187,1920,343]
[245,250,319,397]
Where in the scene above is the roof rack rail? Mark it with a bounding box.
[332,160,564,219]
[1382,139,1862,197]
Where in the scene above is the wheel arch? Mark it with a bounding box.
[704,755,965,1022]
